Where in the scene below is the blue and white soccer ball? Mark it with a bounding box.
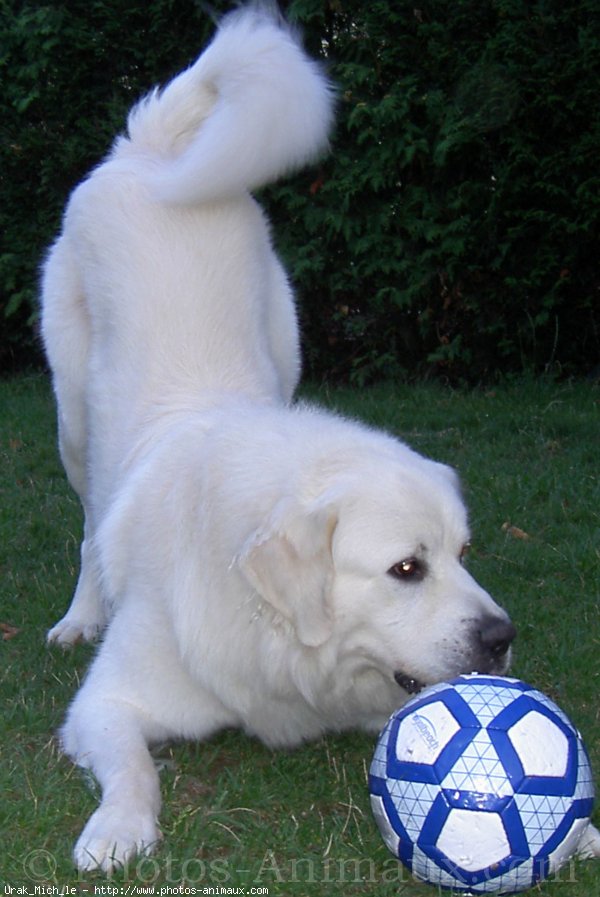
[369,674,595,894]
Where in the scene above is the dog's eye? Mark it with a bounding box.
[460,543,471,564]
[388,558,425,582]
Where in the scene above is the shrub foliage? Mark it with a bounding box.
[1,0,599,381]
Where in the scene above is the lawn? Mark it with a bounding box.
[1,373,599,895]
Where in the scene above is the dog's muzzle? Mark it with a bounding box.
[393,615,517,697]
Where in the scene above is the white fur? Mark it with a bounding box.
[126,5,335,203]
[41,4,596,876]
[41,6,315,645]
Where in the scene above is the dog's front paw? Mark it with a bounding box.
[73,803,161,872]
[576,822,600,860]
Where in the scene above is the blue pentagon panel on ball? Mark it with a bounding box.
[369,674,595,894]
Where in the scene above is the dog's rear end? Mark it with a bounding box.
[41,5,334,646]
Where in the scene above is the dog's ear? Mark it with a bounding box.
[238,498,337,648]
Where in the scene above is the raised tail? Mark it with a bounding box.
[119,3,335,203]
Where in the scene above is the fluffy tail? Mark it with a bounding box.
[122,3,334,203]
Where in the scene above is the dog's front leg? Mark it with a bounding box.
[59,594,237,874]
[62,696,165,873]
[577,823,600,859]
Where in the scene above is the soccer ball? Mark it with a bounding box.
[369,674,595,894]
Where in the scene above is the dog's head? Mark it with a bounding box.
[239,441,515,717]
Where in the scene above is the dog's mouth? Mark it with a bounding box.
[394,670,426,695]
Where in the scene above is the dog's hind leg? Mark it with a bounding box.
[41,234,106,645]
[264,254,301,404]
[47,525,106,645]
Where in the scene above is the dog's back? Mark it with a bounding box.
[42,5,333,498]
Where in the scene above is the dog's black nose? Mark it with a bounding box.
[479,617,517,660]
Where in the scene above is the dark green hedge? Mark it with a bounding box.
[2,0,599,382]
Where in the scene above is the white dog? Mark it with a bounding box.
[42,4,598,874]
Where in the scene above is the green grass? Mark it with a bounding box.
[1,373,599,894]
